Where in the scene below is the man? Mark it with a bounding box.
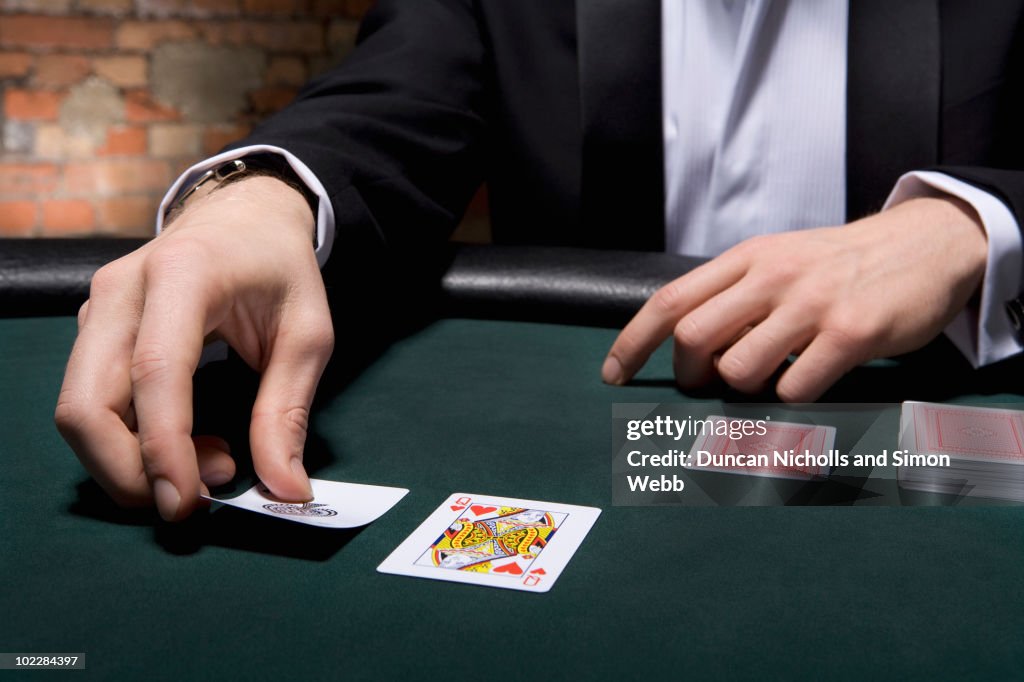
[55,1,1024,521]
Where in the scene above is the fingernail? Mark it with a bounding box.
[290,457,314,501]
[153,477,181,521]
[602,356,623,385]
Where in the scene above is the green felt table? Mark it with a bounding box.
[1,315,1023,680]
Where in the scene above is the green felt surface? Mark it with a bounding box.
[1,316,1023,681]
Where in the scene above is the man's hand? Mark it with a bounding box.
[602,196,988,401]
[55,175,334,521]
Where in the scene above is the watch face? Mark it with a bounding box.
[214,159,247,180]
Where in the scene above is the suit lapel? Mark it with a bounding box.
[846,0,940,220]
[576,0,665,250]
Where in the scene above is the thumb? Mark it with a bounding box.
[248,318,334,502]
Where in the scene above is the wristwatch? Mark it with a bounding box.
[165,153,320,245]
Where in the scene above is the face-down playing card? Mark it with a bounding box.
[901,401,1024,463]
[897,402,1024,501]
[690,416,836,480]
[377,493,601,592]
[202,478,408,529]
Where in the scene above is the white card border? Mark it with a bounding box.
[202,478,409,529]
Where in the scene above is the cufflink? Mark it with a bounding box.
[1006,295,1024,338]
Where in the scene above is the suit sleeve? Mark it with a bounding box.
[225,0,488,255]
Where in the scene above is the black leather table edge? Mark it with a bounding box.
[0,238,700,327]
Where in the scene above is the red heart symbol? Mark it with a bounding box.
[529,568,546,575]
[470,505,497,516]
[493,562,523,575]
[450,505,465,511]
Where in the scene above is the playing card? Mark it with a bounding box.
[689,416,836,479]
[902,402,1024,463]
[377,493,601,592]
[202,478,408,528]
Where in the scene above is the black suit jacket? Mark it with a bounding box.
[234,0,1024,259]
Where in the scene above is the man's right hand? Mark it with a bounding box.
[55,175,335,521]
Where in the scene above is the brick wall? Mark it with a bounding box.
[0,0,372,238]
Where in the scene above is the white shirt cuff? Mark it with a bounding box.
[156,144,336,268]
[883,171,1024,367]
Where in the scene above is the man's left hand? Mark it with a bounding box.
[602,196,988,401]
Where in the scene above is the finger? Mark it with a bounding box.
[57,409,151,507]
[76,300,90,330]
[715,308,816,393]
[775,329,868,403]
[671,282,771,388]
[249,311,333,503]
[194,435,235,487]
[55,265,150,507]
[132,257,218,521]
[709,327,753,380]
[603,256,748,385]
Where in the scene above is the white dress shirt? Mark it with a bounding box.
[159,0,1023,367]
[662,0,847,256]
[659,0,1022,367]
